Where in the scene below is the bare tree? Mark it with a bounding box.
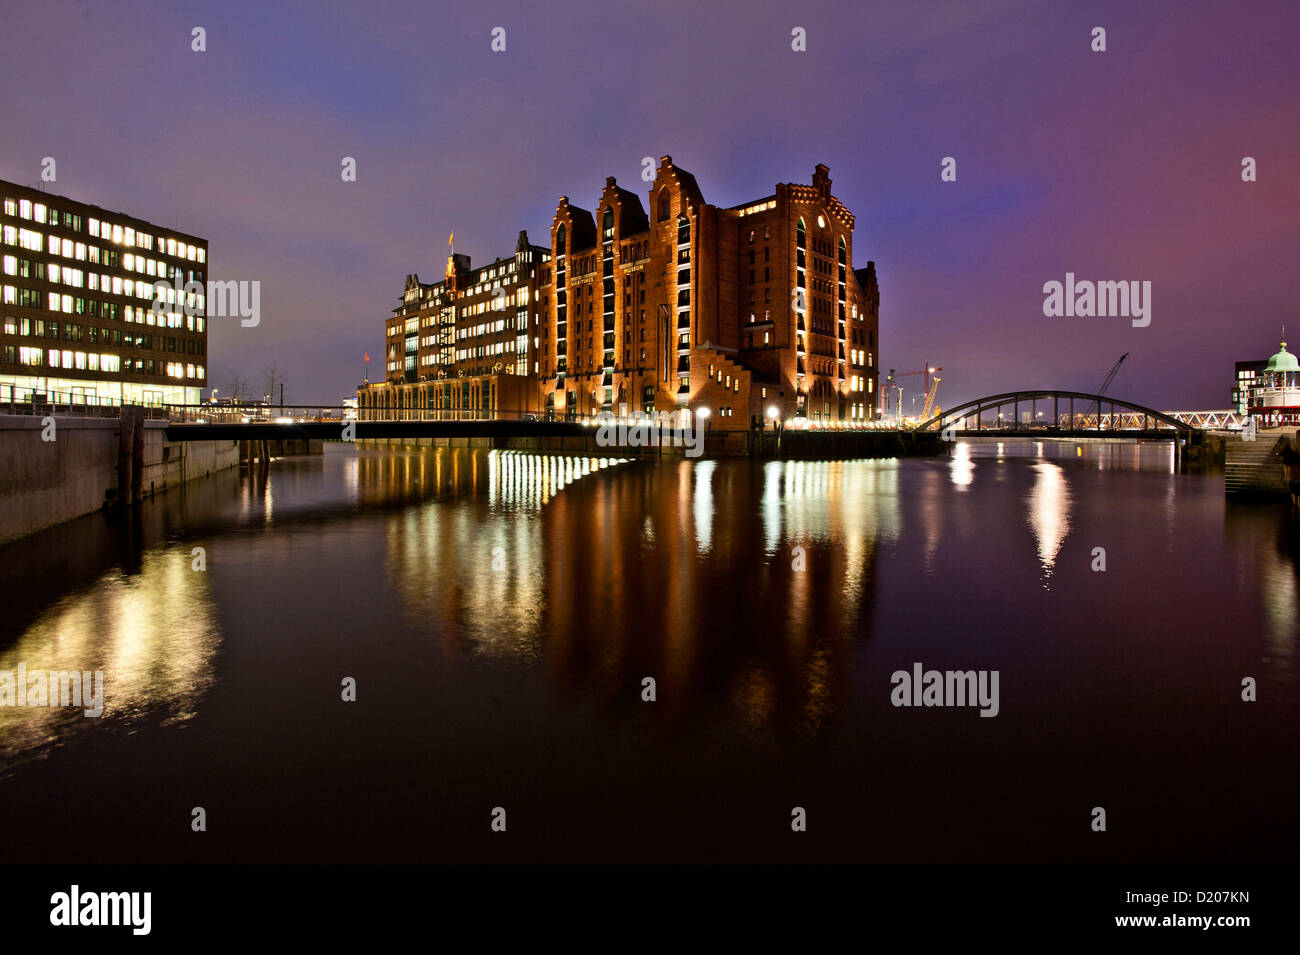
[225,374,249,402]
[262,360,284,407]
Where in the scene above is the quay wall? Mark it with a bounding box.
[0,414,239,544]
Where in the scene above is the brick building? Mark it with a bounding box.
[358,160,880,429]
[537,158,878,428]
[359,230,550,418]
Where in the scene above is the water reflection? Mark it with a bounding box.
[950,441,975,487]
[963,437,1176,473]
[0,548,220,772]
[1226,503,1300,676]
[382,451,631,661]
[535,458,894,737]
[0,441,1296,863]
[1026,460,1072,585]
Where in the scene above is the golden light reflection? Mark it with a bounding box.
[1026,460,1072,584]
[376,450,890,739]
[0,548,221,771]
[950,441,974,488]
[693,460,716,553]
[383,450,630,661]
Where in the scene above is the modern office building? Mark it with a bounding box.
[539,159,879,428]
[0,178,208,406]
[1232,358,1268,414]
[358,230,550,418]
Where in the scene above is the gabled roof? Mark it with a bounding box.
[561,202,597,251]
[614,187,649,234]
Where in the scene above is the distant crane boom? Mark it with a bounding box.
[1086,353,1128,417]
[920,376,942,421]
[886,364,943,416]
[1096,353,1129,398]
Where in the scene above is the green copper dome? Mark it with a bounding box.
[1265,339,1300,374]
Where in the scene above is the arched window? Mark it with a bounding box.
[658,189,670,222]
[838,236,846,263]
[795,218,807,289]
[602,207,614,239]
[556,223,566,252]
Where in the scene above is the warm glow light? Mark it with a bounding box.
[766,405,779,419]
[696,406,711,420]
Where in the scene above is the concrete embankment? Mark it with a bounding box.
[0,413,239,544]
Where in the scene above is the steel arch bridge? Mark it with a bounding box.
[915,390,1194,438]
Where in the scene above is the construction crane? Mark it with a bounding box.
[1085,353,1128,418]
[885,364,942,418]
[920,376,942,421]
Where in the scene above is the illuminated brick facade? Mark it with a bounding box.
[360,230,550,418]
[538,159,879,427]
[359,160,880,428]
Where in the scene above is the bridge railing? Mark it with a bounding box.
[917,390,1198,435]
[164,405,599,424]
[162,404,910,431]
[1,386,170,419]
[1163,410,1245,430]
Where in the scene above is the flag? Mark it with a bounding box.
[448,231,454,249]
[364,352,370,363]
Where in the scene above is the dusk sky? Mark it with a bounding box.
[2,0,1296,408]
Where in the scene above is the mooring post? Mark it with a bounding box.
[130,405,144,503]
[116,408,133,507]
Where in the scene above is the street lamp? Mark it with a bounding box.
[766,404,783,454]
[696,406,711,454]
